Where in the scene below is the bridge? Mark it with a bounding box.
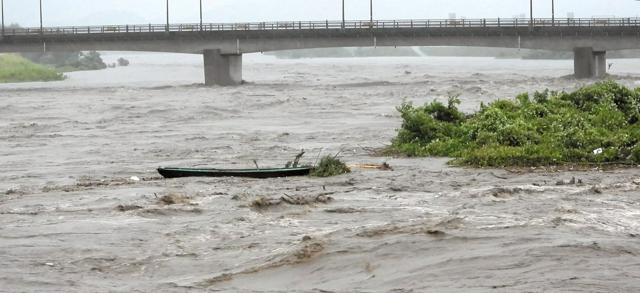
[2,18,640,85]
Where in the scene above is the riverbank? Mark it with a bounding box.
[0,54,64,83]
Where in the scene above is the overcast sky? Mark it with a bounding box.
[2,0,638,27]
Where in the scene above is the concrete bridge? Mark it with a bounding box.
[2,18,640,85]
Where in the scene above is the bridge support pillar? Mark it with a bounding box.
[593,51,607,78]
[203,49,243,86]
[573,47,607,79]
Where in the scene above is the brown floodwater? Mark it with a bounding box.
[1,53,640,292]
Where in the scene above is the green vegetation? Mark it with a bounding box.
[390,81,640,167]
[0,54,64,83]
[311,156,351,177]
[22,51,107,72]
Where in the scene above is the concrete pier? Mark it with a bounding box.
[573,47,607,79]
[593,51,607,78]
[203,49,242,86]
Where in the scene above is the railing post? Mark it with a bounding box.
[1,0,4,37]
[165,0,170,32]
[39,0,43,37]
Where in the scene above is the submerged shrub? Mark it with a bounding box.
[391,81,640,167]
[632,145,640,163]
[311,156,351,177]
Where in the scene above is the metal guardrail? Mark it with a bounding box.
[2,18,640,36]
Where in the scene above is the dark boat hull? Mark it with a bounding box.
[157,167,312,179]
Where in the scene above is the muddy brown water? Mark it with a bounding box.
[1,54,640,292]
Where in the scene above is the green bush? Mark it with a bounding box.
[0,54,64,83]
[391,81,640,167]
[311,156,351,177]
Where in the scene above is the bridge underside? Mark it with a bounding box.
[1,27,633,85]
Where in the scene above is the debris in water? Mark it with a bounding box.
[282,193,334,205]
[250,196,283,208]
[5,188,23,195]
[349,162,393,171]
[250,193,334,209]
[324,207,362,214]
[158,193,192,205]
[556,177,583,186]
[426,229,446,236]
[285,150,306,168]
[490,172,509,179]
[115,205,143,212]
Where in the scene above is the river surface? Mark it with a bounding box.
[1,53,640,292]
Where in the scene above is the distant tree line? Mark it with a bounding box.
[21,51,107,71]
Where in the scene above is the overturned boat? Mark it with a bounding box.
[157,166,313,179]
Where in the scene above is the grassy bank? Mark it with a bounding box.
[390,81,640,167]
[0,54,64,83]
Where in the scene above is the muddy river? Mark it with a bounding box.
[1,53,640,292]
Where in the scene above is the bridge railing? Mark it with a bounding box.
[2,18,639,36]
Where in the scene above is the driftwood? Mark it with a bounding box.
[286,150,306,168]
[348,162,393,171]
[293,150,305,167]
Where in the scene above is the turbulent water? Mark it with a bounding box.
[1,53,640,292]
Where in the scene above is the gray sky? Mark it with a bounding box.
[2,0,638,27]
